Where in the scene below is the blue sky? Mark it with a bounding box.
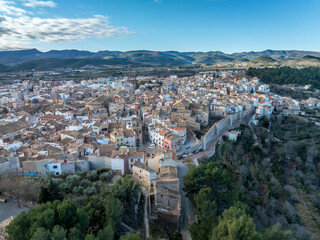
[0,0,319,53]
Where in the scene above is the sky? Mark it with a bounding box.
[0,0,319,53]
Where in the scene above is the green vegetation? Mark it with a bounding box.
[184,115,320,239]
[247,67,320,88]
[4,171,148,240]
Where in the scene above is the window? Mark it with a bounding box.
[53,165,58,169]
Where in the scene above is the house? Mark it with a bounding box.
[132,161,157,189]
[110,147,129,175]
[48,159,89,176]
[228,130,241,141]
[39,115,63,124]
[155,166,181,229]
[0,157,20,176]
[164,133,180,150]
[123,129,136,147]
[0,120,30,147]
[127,147,146,171]
[22,158,55,177]
[110,129,124,145]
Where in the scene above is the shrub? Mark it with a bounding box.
[87,171,98,181]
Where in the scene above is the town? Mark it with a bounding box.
[1,68,320,239]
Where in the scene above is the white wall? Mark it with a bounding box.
[112,157,125,174]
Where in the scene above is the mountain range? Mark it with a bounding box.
[0,49,320,71]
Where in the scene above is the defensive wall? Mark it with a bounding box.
[202,108,254,150]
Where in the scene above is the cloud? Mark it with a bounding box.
[0,0,28,16]
[22,0,56,8]
[0,38,30,50]
[0,0,133,50]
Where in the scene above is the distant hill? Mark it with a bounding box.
[0,64,9,71]
[232,49,320,61]
[0,48,320,71]
[0,58,145,72]
[251,56,277,63]
[300,55,320,61]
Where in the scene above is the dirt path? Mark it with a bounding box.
[177,163,195,240]
[144,193,150,238]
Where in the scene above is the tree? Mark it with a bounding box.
[119,233,143,240]
[47,177,63,202]
[66,175,81,187]
[96,224,114,240]
[194,188,217,222]
[211,205,258,240]
[31,227,51,240]
[104,195,124,229]
[84,187,97,197]
[260,224,291,240]
[80,179,92,189]
[57,200,78,230]
[6,211,30,240]
[7,200,90,240]
[75,209,89,234]
[85,234,98,240]
[85,196,106,233]
[87,171,98,181]
[51,225,67,240]
[170,232,183,240]
[0,174,25,208]
[111,175,141,205]
[39,186,49,203]
[69,227,82,240]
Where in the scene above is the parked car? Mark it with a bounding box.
[186,146,191,149]
[194,150,199,154]
[149,144,155,149]
[188,153,193,156]
[182,154,188,158]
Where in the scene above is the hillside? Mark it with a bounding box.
[232,49,320,61]
[246,67,320,88]
[1,49,320,69]
[183,114,320,240]
[251,56,277,63]
[0,58,145,72]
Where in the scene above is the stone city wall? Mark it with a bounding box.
[202,108,254,150]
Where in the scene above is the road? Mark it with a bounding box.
[191,113,254,161]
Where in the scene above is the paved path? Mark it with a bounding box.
[177,163,195,240]
[144,193,150,237]
[0,198,29,223]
